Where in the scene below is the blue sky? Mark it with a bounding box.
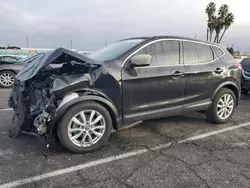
[0,0,249,52]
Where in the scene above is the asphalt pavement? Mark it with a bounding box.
[0,89,250,188]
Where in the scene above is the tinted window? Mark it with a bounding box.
[0,56,19,63]
[184,42,214,64]
[88,39,145,62]
[195,43,214,63]
[135,40,180,66]
[212,46,224,57]
[183,42,199,64]
[3,57,18,62]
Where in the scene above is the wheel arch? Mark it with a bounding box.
[48,95,121,138]
[0,69,17,74]
[211,81,240,107]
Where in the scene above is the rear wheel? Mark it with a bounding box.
[0,71,15,88]
[57,101,112,153]
[206,88,236,124]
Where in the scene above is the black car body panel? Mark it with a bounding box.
[8,36,241,145]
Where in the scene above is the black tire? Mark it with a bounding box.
[206,88,236,124]
[57,101,112,153]
[0,70,15,88]
[241,88,249,95]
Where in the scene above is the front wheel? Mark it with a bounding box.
[206,88,236,124]
[57,101,112,153]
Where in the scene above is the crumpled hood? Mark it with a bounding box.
[16,47,101,81]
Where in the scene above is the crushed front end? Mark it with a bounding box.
[8,48,101,144]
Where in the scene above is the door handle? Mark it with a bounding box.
[172,71,184,80]
[172,71,184,76]
[214,68,223,74]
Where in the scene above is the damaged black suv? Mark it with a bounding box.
[8,36,241,153]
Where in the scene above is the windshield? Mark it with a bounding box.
[88,39,144,62]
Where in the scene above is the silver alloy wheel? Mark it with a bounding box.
[0,73,14,87]
[68,109,106,147]
[217,94,234,120]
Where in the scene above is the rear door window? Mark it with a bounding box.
[184,41,214,64]
[135,40,180,66]
[183,41,199,64]
[195,43,214,63]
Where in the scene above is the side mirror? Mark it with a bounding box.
[130,54,152,67]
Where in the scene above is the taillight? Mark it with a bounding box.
[237,63,243,72]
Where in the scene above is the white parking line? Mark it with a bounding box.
[1,122,250,188]
[0,108,12,112]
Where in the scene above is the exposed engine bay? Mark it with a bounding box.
[8,48,101,142]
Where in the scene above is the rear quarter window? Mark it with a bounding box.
[212,46,224,57]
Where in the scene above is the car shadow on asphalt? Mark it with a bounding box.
[3,111,241,156]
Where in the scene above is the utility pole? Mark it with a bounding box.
[26,37,29,48]
[70,40,73,49]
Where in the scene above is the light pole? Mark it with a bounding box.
[26,37,29,48]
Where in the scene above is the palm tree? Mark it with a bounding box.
[205,3,234,43]
[213,17,223,43]
[218,13,234,43]
[208,15,216,41]
[218,4,229,19]
[205,2,216,41]
[213,4,231,43]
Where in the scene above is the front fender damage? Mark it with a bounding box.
[8,48,102,145]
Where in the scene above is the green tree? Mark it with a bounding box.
[205,3,234,43]
[205,2,216,41]
[218,13,234,43]
[208,15,216,41]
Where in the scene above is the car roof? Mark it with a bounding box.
[241,58,250,63]
[122,35,220,46]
